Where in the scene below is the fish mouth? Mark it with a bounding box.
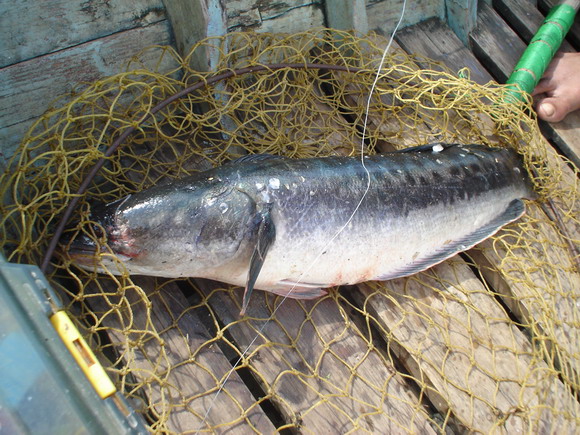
[62,231,101,267]
[63,229,135,273]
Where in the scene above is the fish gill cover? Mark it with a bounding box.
[1,29,579,433]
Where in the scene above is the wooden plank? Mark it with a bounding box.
[0,0,166,68]
[195,280,438,433]
[540,111,580,169]
[415,11,580,392]
[492,0,580,168]
[470,2,527,83]
[161,0,234,142]
[353,261,580,433]
[351,28,580,432]
[161,0,228,70]
[162,0,212,65]
[365,0,444,35]
[493,0,576,52]
[225,0,325,32]
[85,276,277,433]
[469,203,580,380]
[326,0,369,34]
[396,17,493,85]
[0,21,176,173]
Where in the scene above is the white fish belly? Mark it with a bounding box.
[254,185,525,290]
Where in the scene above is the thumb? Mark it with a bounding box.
[536,98,568,123]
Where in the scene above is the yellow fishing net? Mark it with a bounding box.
[1,29,579,433]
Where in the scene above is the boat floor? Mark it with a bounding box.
[23,1,580,433]
[93,2,580,432]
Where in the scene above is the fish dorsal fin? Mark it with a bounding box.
[240,205,276,315]
[232,153,285,165]
[375,199,526,281]
[394,143,462,154]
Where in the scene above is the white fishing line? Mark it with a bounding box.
[196,2,408,431]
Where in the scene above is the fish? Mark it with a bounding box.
[67,143,536,315]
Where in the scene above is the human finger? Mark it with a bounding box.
[535,96,571,122]
[532,77,555,96]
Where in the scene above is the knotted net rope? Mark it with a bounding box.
[1,29,579,433]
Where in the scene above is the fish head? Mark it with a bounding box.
[66,184,259,279]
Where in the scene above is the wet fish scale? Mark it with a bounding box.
[68,143,536,314]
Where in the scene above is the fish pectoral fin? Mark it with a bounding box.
[240,206,276,316]
[273,280,328,299]
[375,199,527,281]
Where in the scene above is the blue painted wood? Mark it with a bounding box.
[326,0,369,34]
[366,0,445,35]
[0,0,488,170]
[0,0,166,68]
[0,22,176,172]
[445,0,478,44]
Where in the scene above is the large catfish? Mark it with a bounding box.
[68,143,536,314]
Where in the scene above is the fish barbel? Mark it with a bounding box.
[68,143,536,314]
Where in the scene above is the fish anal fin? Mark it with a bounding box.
[375,199,526,281]
[240,206,276,316]
[273,280,328,299]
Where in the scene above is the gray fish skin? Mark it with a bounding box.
[68,144,535,311]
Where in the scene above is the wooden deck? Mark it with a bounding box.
[1,0,579,433]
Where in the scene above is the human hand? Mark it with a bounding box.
[532,52,580,123]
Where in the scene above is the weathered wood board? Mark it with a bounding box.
[326,0,369,33]
[225,0,325,32]
[161,0,226,70]
[0,0,166,67]
[400,9,580,387]
[354,263,580,433]
[470,203,580,381]
[3,0,580,432]
[85,277,277,433]
[396,17,493,86]
[366,0,444,35]
[0,21,176,172]
[194,280,438,433]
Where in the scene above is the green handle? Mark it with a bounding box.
[506,3,577,102]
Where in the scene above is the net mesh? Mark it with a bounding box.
[1,29,579,433]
